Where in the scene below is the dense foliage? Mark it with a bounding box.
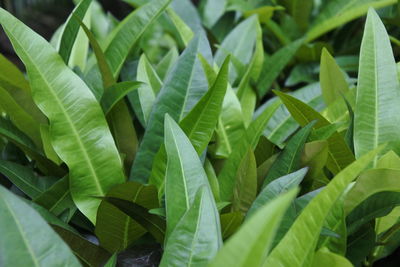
[0,0,400,266]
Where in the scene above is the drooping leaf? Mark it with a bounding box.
[52,225,110,267]
[104,197,165,244]
[0,159,57,199]
[209,189,298,267]
[263,146,383,267]
[58,0,92,65]
[306,0,396,42]
[274,90,355,175]
[247,168,308,219]
[34,176,76,220]
[160,187,222,267]
[96,182,158,252]
[311,248,353,267]
[0,9,126,224]
[0,185,81,267]
[354,9,400,163]
[262,122,314,187]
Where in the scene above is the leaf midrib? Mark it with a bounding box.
[8,28,106,196]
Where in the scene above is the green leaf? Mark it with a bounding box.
[215,15,258,83]
[58,0,92,65]
[0,159,57,199]
[262,122,314,187]
[0,9,125,224]
[257,39,304,98]
[320,48,349,109]
[218,101,280,202]
[156,47,179,81]
[149,56,229,193]
[160,187,222,266]
[0,185,81,267]
[104,197,165,244]
[263,146,383,267]
[274,90,355,175]
[96,182,158,252]
[166,7,194,46]
[34,176,76,219]
[104,0,171,78]
[104,254,117,267]
[164,114,212,238]
[354,9,400,163]
[131,36,205,183]
[344,168,400,214]
[262,83,324,146]
[312,248,353,267]
[247,168,308,219]
[231,149,257,213]
[282,0,313,31]
[220,211,244,240]
[101,81,141,115]
[0,85,42,148]
[306,0,396,42]
[209,189,298,267]
[199,0,226,28]
[52,225,110,267]
[130,54,163,126]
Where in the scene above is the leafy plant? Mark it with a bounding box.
[1,0,400,266]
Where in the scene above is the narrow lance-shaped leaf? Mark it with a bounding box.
[354,8,400,163]
[209,189,298,267]
[218,101,280,202]
[263,146,384,267]
[0,185,81,267]
[306,0,396,42]
[130,36,202,183]
[58,0,92,65]
[247,168,308,219]
[274,90,355,175]
[164,115,212,238]
[149,56,229,193]
[0,9,125,224]
[262,122,314,187]
[160,187,222,266]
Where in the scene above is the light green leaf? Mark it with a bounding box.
[0,185,81,267]
[0,9,125,224]
[354,9,400,163]
[166,7,194,46]
[218,101,280,202]
[263,146,383,267]
[209,189,298,267]
[156,47,179,81]
[160,187,222,267]
[199,0,226,28]
[164,114,212,238]
[306,0,396,42]
[312,248,353,267]
[220,211,244,240]
[58,0,92,65]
